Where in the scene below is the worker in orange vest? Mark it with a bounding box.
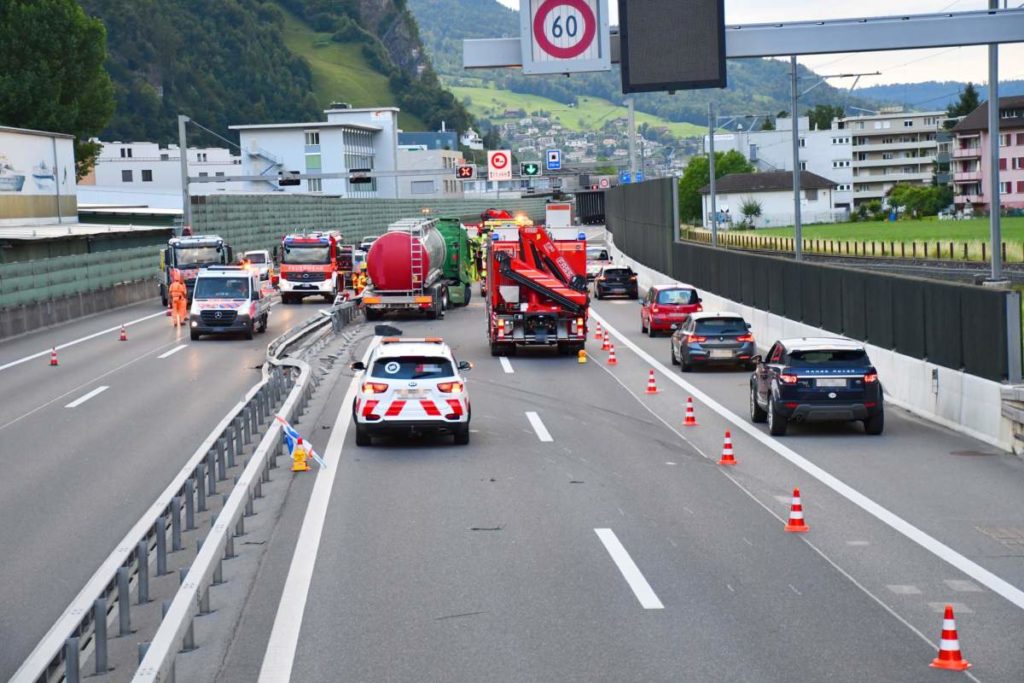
[169,271,188,327]
[354,264,368,296]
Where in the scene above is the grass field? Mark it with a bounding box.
[753,217,1024,243]
[449,84,706,138]
[279,8,425,131]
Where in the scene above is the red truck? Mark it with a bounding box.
[485,222,589,356]
[277,232,345,303]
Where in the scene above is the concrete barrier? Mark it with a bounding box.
[604,233,1014,452]
[0,278,157,340]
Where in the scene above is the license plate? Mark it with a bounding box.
[816,378,846,388]
[397,389,427,398]
[709,349,733,359]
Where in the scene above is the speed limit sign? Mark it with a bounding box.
[520,0,610,75]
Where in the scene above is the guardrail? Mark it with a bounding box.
[12,300,359,683]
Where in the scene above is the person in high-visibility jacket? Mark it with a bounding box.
[354,265,368,296]
[169,271,188,327]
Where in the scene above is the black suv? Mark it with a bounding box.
[749,338,884,436]
[594,266,638,299]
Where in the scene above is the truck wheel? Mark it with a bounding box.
[259,314,268,333]
[245,320,255,340]
[365,308,382,321]
[160,285,168,307]
[462,284,471,306]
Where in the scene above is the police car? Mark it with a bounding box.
[350,337,472,446]
[189,266,272,340]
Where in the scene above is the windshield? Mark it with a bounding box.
[657,289,697,305]
[174,246,221,267]
[587,248,609,261]
[787,349,870,366]
[282,245,331,264]
[695,318,747,335]
[602,268,632,278]
[245,253,267,264]
[194,277,251,300]
[371,356,454,380]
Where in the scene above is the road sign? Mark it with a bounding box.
[546,149,562,171]
[520,0,610,75]
[455,164,476,180]
[487,150,512,181]
[599,177,609,189]
[636,171,645,182]
[619,171,631,184]
[521,162,542,177]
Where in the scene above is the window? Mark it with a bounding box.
[695,318,748,335]
[924,117,937,126]
[788,349,869,366]
[141,169,153,182]
[304,131,320,146]
[1001,134,1012,147]
[215,171,225,177]
[370,357,454,380]
[1001,181,1013,194]
[1000,158,1008,171]
[121,170,133,182]
[799,162,807,171]
[308,178,322,192]
[799,138,806,148]
[1014,158,1024,170]
[882,152,894,160]
[1017,133,1024,146]
[411,180,435,195]
[1017,181,1024,194]
[903,120,914,127]
[805,188,818,201]
[198,172,208,178]
[656,288,698,305]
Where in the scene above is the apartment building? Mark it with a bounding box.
[951,96,1024,214]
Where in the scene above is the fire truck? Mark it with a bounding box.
[277,232,345,303]
[159,235,233,305]
[485,222,589,356]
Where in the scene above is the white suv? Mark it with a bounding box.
[351,337,472,446]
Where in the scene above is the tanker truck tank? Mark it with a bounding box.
[363,217,451,320]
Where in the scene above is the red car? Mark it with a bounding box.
[640,284,703,337]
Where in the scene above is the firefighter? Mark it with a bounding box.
[169,271,188,327]
[354,264,368,296]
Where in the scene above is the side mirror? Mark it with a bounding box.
[750,355,762,365]
[746,322,752,329]
[458,360,473,371]
[350,361,366,371]
[696,297,703,304]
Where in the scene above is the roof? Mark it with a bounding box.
[651,282,697,291]
[779,337,863,350]
[0,125,75,140]
[229,121,381,133]
[689,311,744,321]
[699,171,836,195]
[0,222,167,241]
[952,96,1024,133]
[374,340,452,360]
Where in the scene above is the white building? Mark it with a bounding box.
[700,171,841,228]
[230,107,401,198]
[78,140,244,209]
[0,126,77,226]
[396,146,465,198]
[705,116,853,211]
[460,128,483,150]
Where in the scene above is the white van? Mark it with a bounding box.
[189,266,272,340]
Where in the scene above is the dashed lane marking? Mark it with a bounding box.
[65,386,109,408]
[157,344,188,359]
[526,411,553,442]
[499,356,514,374]
[886,585,923,595]
[944,579,982,593]
[594,529,664,610]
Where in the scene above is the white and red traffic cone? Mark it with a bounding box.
[601,333,611,351]
[784,487,809,533]
[682,397,698,427]
[119,324,127,341]
[49,347,59,367]
[718,431,737,466]
[644,369,658,394]
[607,344,618,366]
[930,604,971,671]
[594,323,604,341]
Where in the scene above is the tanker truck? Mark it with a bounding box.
[362,217,472,320]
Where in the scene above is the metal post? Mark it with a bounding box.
[228,422,239,467]
[249,401,258,438]
[791,55,803,261]
[184,480,196,531]
[182,619,196,652]
[156,517,168,576]
[242,408,252,446]
[138,642,150,665]
[216,438,227,481]
[171,497,183,551]
[178,567,188,586]
[199,585,211,615]
[93,599,108,674]
[64,638,79,683]
[197,463,207,512]
[137,541,150,603]
[708,102,718,247]
[117,567,131,636]
[178,115,191,231]
[627,98,637,181]
[214,559,224,585]
[989,1,1003,282]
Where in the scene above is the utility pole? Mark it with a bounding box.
[988,0,1004,283]
[177,115,191,232]
[708,102,718,247]
[790,56,803,261]
[627,98,637,181]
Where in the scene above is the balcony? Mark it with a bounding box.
[953,146,982,159]
[956,194,984,204]
[954,171,982,182]
[851,140,938,153]
[853,156,935,169]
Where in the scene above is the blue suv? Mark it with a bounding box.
[749,338,884,436]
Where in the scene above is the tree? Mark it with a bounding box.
[759,117,775,131]
[776,110,790,119]
[948,82,981,119]
[807,104,844,131]
[739,198,763,229]
[0,0,114,178]
[678,150,754,223]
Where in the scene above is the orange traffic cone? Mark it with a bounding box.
[607,344,618,365]
[594,323,604,341]
[644,369,658,394]
[682,397,698,426]
[601,333,611,351]
[784,487,809,532]
[578,349,587,364]
[930,604,971,671]
[49,347,59,367]
[119,324,127,341]
[718,431,737,466]
[291,437,310,472]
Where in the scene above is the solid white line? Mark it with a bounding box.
[157,344,187,359]
[594,528,664,610]
[64,386,109,408]
[258,348,369,683]
[499,356,514,374]
[0,311,166,372]
[591,309,1024,613]
[525,411,553,442]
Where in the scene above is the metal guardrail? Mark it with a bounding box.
[12,300,359,683]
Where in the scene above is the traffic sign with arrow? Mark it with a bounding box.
[520,162,542,177]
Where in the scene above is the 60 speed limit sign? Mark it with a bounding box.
[520,0,610,75]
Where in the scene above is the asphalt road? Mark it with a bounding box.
[218,295,1024,682]
[0,296,329,679]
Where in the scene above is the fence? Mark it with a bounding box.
[605,179,677,276]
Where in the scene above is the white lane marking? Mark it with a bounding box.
[526,411,553,442]
[847,540,871,547]
[592,310,1024,613]
[929,602,973,614]
[665,461,677,466]
[157,344,188,359]
[788,584,802,596]
[0,311,166,372]
[64,386,109,408]
[258,347,368,683]
[595,528,664,610]
[886,585,923,595]
[944,579,982,593]
[499,356,514,374]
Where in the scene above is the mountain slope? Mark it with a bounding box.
[856,81,1024,111]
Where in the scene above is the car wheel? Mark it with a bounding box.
[670,342,679,366]
[750,383,767,423]
[245,321,255,340]
[190,330,200,341]
[768,395,787,436]
[648,323,656,338]
[864,409,885,435]
[355,423,371,447]
[453,422,470,445]
[641,318,647,334]
[595,290,603,300]
[680,355,692,372]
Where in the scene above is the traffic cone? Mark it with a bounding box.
[784,488,809,532]
[682,397,698,426]
[594,323,604,341]
[49,347,59,367]
[718,431,737,466]
[601,333,611,351]
[930,604,971,671]
[291,437,310,472]
[119,324,127,341]
[578,349,587,364]
[645,369,658,394]
[607,344,618,365]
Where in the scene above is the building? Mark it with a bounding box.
[397,130,458,151]
[0,126,77,226]
[841,109,945,206]
[396,146,465,198]
[951,96,1024,214]
[78,140,244,209]
[699,171,840,228]
[705,117,853,211]
[461,128,484,150]
[230,107,401,198]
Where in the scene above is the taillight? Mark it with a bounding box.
[736,333,754,342]
[695,305,703,312]
[685,334,707,343]
[361,382,388,395]
[651,305,660,314]
[864,372,878,384]
[779,373,799,385]
[437,382,464,394]
[497,318,506,338]
[629,274,637,280]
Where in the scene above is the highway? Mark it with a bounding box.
[0,296,329,680]
[208,288,1024,681]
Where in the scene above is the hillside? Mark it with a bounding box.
[856,81,1024,111]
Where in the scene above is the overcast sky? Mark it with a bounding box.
[496,1,1024,88]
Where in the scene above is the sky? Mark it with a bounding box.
[496,1,1024,86]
